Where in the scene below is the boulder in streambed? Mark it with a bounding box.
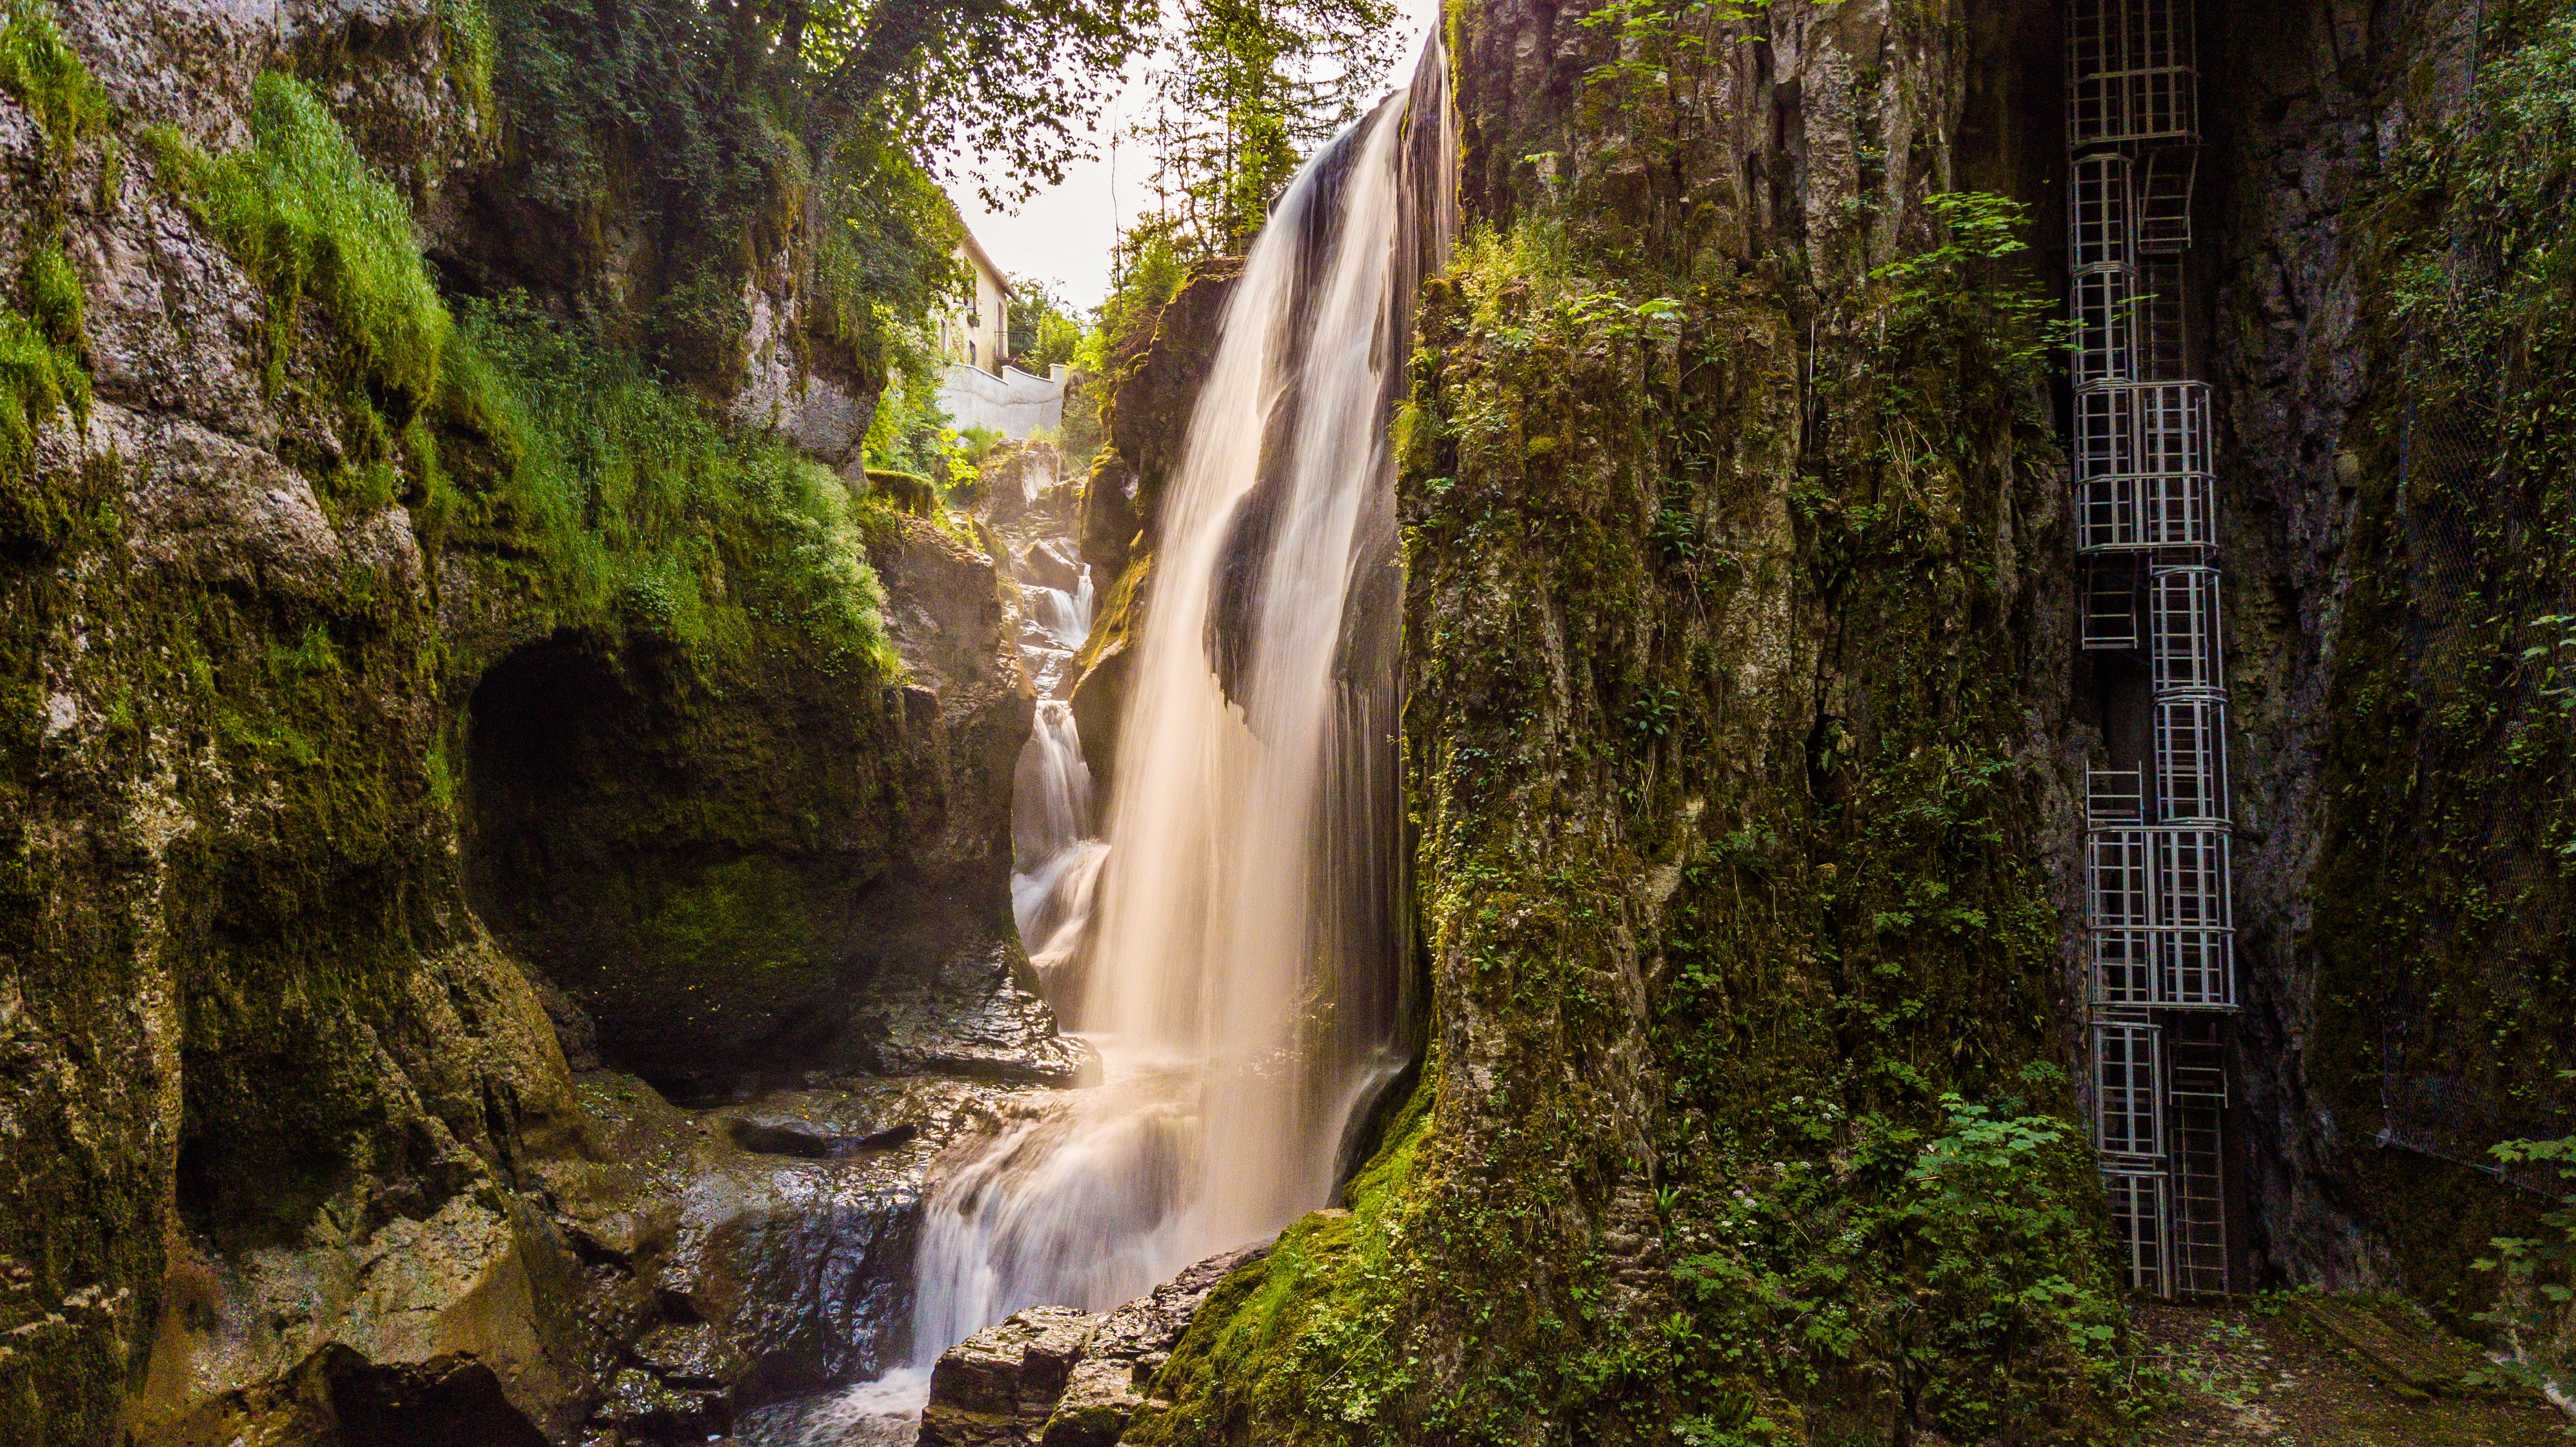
[914,1241,1273,1447]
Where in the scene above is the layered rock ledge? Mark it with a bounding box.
[915,1244,1272,1447]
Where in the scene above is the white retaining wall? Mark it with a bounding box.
[938,363,1067,440]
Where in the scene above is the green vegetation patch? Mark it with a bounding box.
[0,0,110,156]
[155,73,452,407]
[461,298,900,676]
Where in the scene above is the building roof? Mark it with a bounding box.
[958,228,1010,296]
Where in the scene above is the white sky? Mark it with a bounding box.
[945,0,1444,312]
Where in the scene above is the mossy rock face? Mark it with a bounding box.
[1136,4,2123,1442]
[461,639,877,1088]
[0,2,1032,1438]
[2188,0,2576,1328]
[1067,550,1148,788]
[1076,259,1241,582]
[461,554,1036,1093]
[1057,258,1231,783]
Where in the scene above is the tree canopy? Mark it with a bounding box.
[1131,0,1399,247]
[753,0,1162,203]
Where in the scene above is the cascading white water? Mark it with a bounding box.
[1012,702,1109,992]
[907,39,1454,1364]
[1012,702,1093,875]
[998,473,1109,1000]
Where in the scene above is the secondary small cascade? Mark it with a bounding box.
[981,434,1113,1002]
[1013,703,1109,992]
[908,37,1455,1364]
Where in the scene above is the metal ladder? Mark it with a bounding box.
[2067,0,2239,1298]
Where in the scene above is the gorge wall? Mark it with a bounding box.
[1132,1,2576,1444]
[2193,0,2576,1322]
[0,0,1067,1441]
[5,0,2574,1442]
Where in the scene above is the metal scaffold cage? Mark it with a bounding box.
[2066,0,2237,1296]
[2068,0,2199,148]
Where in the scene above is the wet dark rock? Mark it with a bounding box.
[914,1243,1272,1447]
[857,942,1100,1087]
[729,1116,922,1159]
[545,1077,987,1406]
[598,1364,732,1439]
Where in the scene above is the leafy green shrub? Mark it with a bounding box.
[2472,1117,2576,1395]
[861,360,960,478]
[645,270,751,387]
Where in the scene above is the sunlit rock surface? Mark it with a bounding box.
[914,1243,1271,1447]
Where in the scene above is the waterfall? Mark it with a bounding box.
[1012,702,1093,876]
[908,37,1454,1361]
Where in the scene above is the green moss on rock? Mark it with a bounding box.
[2299,0,2576,1345]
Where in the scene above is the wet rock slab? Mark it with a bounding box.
[526,1072,1054,1442]
[915,1242,1272,1447]
[860,944,1100,1087]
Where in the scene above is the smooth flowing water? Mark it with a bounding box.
[909,35,1454,1377]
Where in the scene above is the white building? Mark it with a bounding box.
[941,361,1069,438]
[937,230,1012,375]
[934,226,1066,441]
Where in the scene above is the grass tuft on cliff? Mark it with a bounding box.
[152,73,452,407]
[0,0,110,156]
[0,241,89,552]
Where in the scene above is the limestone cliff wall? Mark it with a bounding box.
[0,1,1047,1439]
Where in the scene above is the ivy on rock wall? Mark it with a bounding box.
[1131,3,2118,1442]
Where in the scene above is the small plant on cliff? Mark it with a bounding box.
[0,0,110,158]
[435,0,494,117]
[154,73,452,409]
[0,0,110,513]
